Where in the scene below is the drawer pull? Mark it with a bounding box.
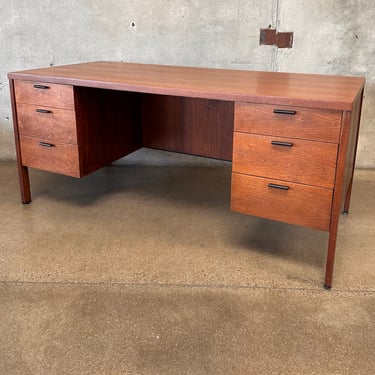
[33,84,50,90]
[39,141,55,148]
[273,109,296,115]
[271,140,293,147]
[35,109,52,114]
[268,183,289,191]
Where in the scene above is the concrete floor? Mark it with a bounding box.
[0,149,374,374]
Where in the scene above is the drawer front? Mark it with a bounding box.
[20,135,80,177]
[235,102,342,143]
[231,173,332,231]
[232,132,338,188]
[17,103,77,144]
[14,80,74,110]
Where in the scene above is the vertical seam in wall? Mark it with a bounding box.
[271,0,280,72]
[275,0,280,26]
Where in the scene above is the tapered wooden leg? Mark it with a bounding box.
[343,175,354,214]
[344,93,363,214]
[324,228,338,289]
[9,78,32,204]
[324,183,344,290]
[326,172,354,287]
[17,164,31,204]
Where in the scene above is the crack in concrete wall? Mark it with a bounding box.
[270,0,280,72]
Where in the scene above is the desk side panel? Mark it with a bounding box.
[142,95,234,161]
[342,90,364,212]
[74,87,143,174]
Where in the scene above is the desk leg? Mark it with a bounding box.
[343,175,354,214]
[17,164,31,204]
[9,79,32,204]
[324,227,338,290]
[344,92,363,214]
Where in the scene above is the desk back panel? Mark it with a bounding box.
[142,95,234,161]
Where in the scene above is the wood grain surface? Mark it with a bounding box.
[9,61,365,110]
[14,80,74,110]
[231,173,332,231]
[17,104,77,144]
[234,102,342,143]
[232,132,338,188]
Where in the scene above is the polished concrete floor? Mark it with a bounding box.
[1,149,374,374]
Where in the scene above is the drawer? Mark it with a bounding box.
[232,132,338,189]
[235,102,342,143]
[231,173,332,231]
[20,135,80,177]
[14,80,74,110]
[17,103,77,144]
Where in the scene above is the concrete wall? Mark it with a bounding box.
[1,1,374,167]
[277,0,375,168]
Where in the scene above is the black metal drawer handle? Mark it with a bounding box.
[268,183,289,191]
[271,140,293,147]
[35,109,52,114]
[33,84,50,90]
[39,141,55,148]
[273,109,296,115]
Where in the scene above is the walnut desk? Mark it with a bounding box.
[8,61,365,288]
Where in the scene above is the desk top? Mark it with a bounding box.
[8,61,365,110]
